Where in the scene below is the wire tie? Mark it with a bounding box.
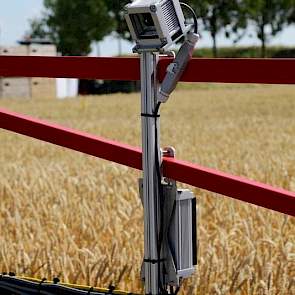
[144,258,166,264]
[141,113,160,118]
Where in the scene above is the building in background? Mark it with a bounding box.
[0,38,59,99]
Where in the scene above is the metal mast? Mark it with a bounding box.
[140,51,161,295]
[124,2,200,294]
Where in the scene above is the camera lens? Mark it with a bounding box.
[130,13,158,40]
[142,13,154,26]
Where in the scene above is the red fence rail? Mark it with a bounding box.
[1,108,294,217]
[0,56,295,217]
[1,56,295,84]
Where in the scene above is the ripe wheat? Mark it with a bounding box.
[0,84,294,294]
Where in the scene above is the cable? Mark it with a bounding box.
[154,106,183,295]
[180,2,198,34]
[154,104,181,295]
[153,101,166,294]
[0,275,138,295]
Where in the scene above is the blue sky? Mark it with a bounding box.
[1,0,295,56]
[0,1,44,44]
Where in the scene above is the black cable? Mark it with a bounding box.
[154,102,161,118]
[154,104,182,295]
[0,276,137,295]
[180,2,198,34]
[153,102,166,294]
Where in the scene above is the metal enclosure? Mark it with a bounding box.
[169,189,197,279]
[139,179,197,288]
[124,0,191,52]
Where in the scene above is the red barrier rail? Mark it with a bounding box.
[1,56,295,84]
[1,108,294,217]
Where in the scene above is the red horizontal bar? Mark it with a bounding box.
[160,58,295,84]
[0,56,295,84]
[1,108,294,217]
[0,108,142,170]
[163,158,295,217]
[0,56,140,81]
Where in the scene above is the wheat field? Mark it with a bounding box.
[0,84,294,295]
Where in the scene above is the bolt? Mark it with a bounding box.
[150,5,157,12]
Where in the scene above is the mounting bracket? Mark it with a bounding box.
[139,147,197,289]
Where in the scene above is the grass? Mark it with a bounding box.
[0,84,295,294]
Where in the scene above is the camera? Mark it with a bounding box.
[124,0,193,52]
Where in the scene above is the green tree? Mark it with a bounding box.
[29,18,48,40]
[243,0,293,57]
[29,0,114,56]
[187,0,244,57]
[104,0,130,55]
[105,0,130,39]
[288,0,295,23]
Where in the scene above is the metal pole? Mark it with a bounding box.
[140,51,161,295]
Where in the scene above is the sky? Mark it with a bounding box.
[1,0,295,56]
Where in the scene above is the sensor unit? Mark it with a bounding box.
[138,180,197,287]
[124,0,192,52]
[169,189,197,280]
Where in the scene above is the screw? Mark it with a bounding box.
[150,5,157,12]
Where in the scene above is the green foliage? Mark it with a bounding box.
[29,0,295,58]
[288,0,295,23]
[105,0,130,40]
[30,0,114,56]
[242,0,294,57]
[186,0,246,57]
[186,0,294,58]
[29,18,48,40]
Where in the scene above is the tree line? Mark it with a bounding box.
[30,0,295,57]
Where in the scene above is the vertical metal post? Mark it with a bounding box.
[140,51,161,295]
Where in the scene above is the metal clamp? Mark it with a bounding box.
[161,146,176,159]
